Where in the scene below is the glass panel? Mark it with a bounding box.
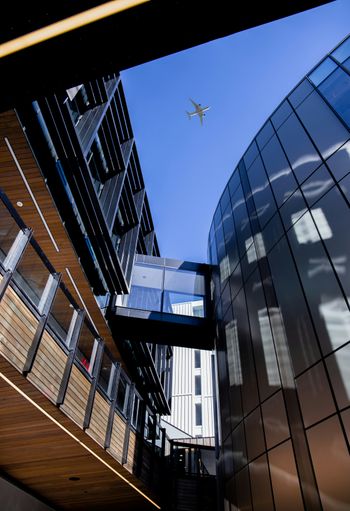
[296,362,335,427]
[339,173,350,203]
[247,154,276,228]
[0,202,20,264]
[195,403,202,426]
[229,263,242,302]
[194,350,201,368]
[271,100,293,130]
[327,140,350,181]
[307,415,350,511]
[326,343,350,411]
[163,268,205,316]
[277,113,322,183]
[296,90,349,159]
[231,186,252,260]
[245,407,265,461]
[262,213,284,254]
[127,263,163,311]
[269,440,304,511]
[195,375,201,395]
[319,67,350,127]
[220,186,231,215]
[245,269,281,400]
[311,186,350,306]
[47,287,75,344]
[13,243,50,308]
[309,57,338,86]
[235,467,252,510]
[76,323,96,373]
[228,169,240,198]
[231,422,246,473]
[98,351,114,396]
[301,165,334,208]
[343,56,350,73]
[215,220,229,285]
[243,140,258,170]
[116,374,128,413]
[222,204,239,274]
[131,394,140,428]
[232,289,259,415]
[256,121,274,150]
[341,408,350,443]
[262,391,290,449]
[268,238,321,375]
[288,211,350,356]
[288,79,314,108]
[279,189,308,232]
[249,454,274,511]
[261,135,297,206]
[331,37,350,63]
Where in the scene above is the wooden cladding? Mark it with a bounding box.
[27,330,67,403]
[108,412,126,463]
[87,391,110,447]
[61,365,91,428]
[0,283,38,372]
[125,430,136,473]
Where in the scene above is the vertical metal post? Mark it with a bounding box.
[0,228,32,302]
[83,340,104,430]
[104,362,121,449]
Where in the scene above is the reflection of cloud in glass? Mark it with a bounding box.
[319,298,350,351]
[332,346,350,402]
[225,319,242,386]
[245,233,266,263]
[258,309,280,386]
[293,209,332,244]
[308,256,346,278]
[219,254,230,282]
[289,152,321,175]
[269,307,295,389]
[301,178,333,199]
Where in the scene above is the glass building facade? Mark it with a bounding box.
[208,35,350,511]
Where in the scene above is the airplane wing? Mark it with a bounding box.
[198,111,204,125]
[190,98,199,109]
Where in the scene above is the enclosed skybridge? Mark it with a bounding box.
[108,255,215,350]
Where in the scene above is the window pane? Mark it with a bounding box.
[271,100,293,130]
[220,186,231,214]
[262,213,284,254]
[279,188,308,232]
[245,407,265,461]
[269,440,304,511]
[13,243,51,308]
[231,186,252,260]
[309,57,338,86]
[228,169,240,197]
[326,342,350,411]
[194,350,201,368]
[326,140,350,181]
[296,362,335,427]
[47,287,75,344]
[268,238,321,375]
[247,154,276,228]
[98,351,113,396]
[195,403,202,425]
[0,201,20,264]
[76,323,96,373]
[288,79,314,108]
[116,375,128,413]
[195,375,201,395]
[261,135,297,206]
[319,67,350,127]
[262,391,290,449]
[296,91,349,159]
[222,205,239,274]
[232,422,246,472]
[235,467,252,510]
[307,416,350,511]
[331,37,350,63]
[127,264,163,311]
[288,211,350,355]
[277,113,322,183]
[249,454,274,511]
[256,121,274,150]
[341,408,350,443]
[301,165,334,208]
[243,140,258,170]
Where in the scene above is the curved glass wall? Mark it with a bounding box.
[209,35,350,511]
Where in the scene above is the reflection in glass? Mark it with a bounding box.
[262,391,289,449]
[331,37,350,63]
[47,287,75,344]
[249,454,274,511]
[258,309,280,387]
[225,318,242,386]
[271,100,293,130]
[98,351,114,396]
[326,140,350,181]
[297,91,349,159]
[307,416,350,511]
[288,79,314,108]
[309,57,338,86]
[76,323,97,373]
[319,67,350,127]
[269,440,304,511]
[292,209,332,244]
[245,408,265,461]
[326,343,350,410]
[301,165,334,208]
[0,201,20,264]
[126,264,163,311]
[296,362,335,427]
[232,422,247,472]
[268,308,295,389]
[319,299,350,352]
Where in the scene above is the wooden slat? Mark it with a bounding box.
[61,365,91,428]
[0,286,39,371]
[87,391,110,446]
[27,330,67,403]
[125,430,136,473]
[108,412,126,463]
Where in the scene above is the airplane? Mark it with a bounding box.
[186,98,210,125]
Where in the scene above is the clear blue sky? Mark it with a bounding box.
[121,0,350,263]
